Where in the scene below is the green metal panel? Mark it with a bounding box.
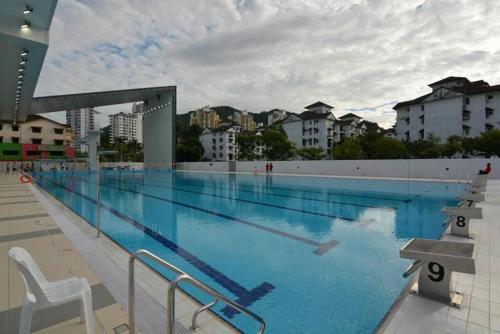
[0,143,21,160]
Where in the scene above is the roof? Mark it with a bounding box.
[428,76,469,87]
[394,78,500,109]
[0,115,69,127]
[393,93,433,109]
[337,119,355,126]
[339,113,362,120]
[298,111,333,120]
[305,101,333,109]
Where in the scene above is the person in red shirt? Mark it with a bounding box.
[479,163,491,175]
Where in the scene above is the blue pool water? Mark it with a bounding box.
[35,170,463,333]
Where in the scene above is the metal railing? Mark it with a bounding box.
[128,249,266,334]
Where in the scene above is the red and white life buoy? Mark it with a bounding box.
[19,173,32,184]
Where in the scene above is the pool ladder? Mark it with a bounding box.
[128,249,266,334]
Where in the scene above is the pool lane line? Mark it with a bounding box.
[101,174,397,210]
[37,175,275,318]
[54,174,343,256]
[109,172,412,203]
[69,174,372,220]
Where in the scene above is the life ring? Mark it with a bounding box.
[20,174,32,184]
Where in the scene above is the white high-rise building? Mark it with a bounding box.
[109,103,143,144]
[132,103,144,143]
[66,108,100,152]
[394,77,500,141]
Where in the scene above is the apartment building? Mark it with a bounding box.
[267,109,287,126]
[109,109,143,144]
[0,115,74,161]
[200,126,238,161]
[394,77,500,141]
[66,108,100,152]
[282,102,336,150]
[230,111,256,132]
[334,113,366,142]
[190,106,221,129]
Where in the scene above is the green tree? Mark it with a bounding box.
[296,147,327,160]
[332,138,364,160]
[114,137,128,162]
[475,129,500,157]
[236,133,257,160]
[261,127,295,160]
[176,124,204,162]
[127,139,143,162]
[371,137,409,159]
[441,135,462,158]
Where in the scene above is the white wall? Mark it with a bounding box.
[177,158,500,180]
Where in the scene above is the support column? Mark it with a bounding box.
[143,89,176,169]
[87,130,101,171]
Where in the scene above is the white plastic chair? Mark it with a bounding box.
[8,247,94,334]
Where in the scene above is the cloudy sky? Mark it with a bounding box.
[36,0,500,128]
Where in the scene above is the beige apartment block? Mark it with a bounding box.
[0,115,71,146]
[190,107,221,129]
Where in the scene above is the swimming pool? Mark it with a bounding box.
[34,170,463,333]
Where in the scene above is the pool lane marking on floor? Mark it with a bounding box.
[115,172,413,203]
[102,174,396,210]
[56,175,342,256]
[69,175,371,220]
[38,176,274,318]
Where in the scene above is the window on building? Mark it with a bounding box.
[405,118,410,125]
[12,125,19,131]
[419,115,424,125]
[405,131,409,141]
[462,109,470,121]
[54,128,64,135]
[212,138,216,144]
[464,97,470,105]
[488,95,493,100]
[3,150,19,156]
[421,105,425,111]
[31,127,42,133]
[463,125,470,136]
[27,151,41,156]
[486,108,494,119]
[0,124,2,130]
[54,140,64,145]
[32,138,42,144]
[50,151,64,157]
[486,123,494,131]
[0,137,2,143]
[419,129,424,140]
[302,139,306,146]
[219,153,223,158]
[12,137,19,143]
[212,153,216,159]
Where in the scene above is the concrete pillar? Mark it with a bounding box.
[143,90,176,169]
[88,130,101,171]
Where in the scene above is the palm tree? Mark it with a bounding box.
[127,139,142,162]
[114,137,127,162]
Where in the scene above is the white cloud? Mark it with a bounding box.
[36,0,500,128]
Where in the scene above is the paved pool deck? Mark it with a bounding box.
[382,179,500,334]
[0,174,236,334]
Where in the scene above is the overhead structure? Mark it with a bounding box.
[0,0,176,167]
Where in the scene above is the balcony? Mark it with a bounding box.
[486,107,494,119]
[462,109,471,121]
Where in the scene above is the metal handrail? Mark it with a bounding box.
[128,249,266,334]
[191,300,217,331]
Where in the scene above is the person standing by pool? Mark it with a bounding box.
[5,162,10,174]
[265,163,269,174]
[269,162,274,173]
[12,162,17,174]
